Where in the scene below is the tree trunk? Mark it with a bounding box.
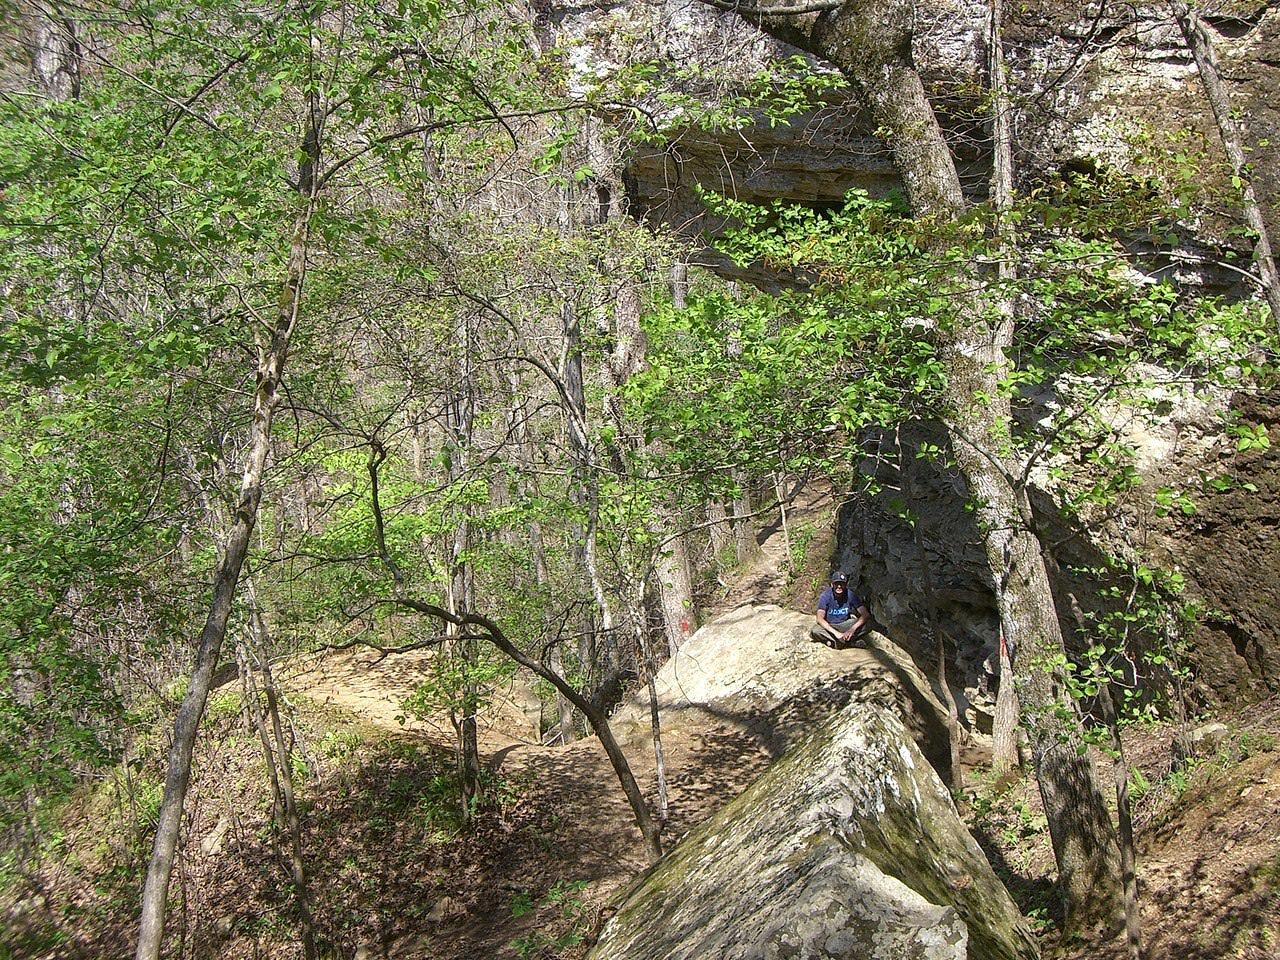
[1171,0,1280,327]
[741,0,1125,933]
[706,498,735,569]
[560,298,620,695]
[731,470,755,564]
[444,316,481,822]
[506,370,575,741]
[988,0,1023,780]
[991,631,1022,776]
[653,531,696,655]
[135,193,316,960]
[395,599,664,862]
[236,643,282,827]
[245,588,317,960]
[26,1,80,101]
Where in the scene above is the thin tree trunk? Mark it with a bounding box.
[631,588,670,824]
[670,259,689,309]
[445,319,480,821]
[394,599,664,862]
[236,643,282,827]
[548,645,576,744]
[1172,0,1280,327]
[507,371,575,741]
[989,0,1022,779]
[135,192,316,960]
[560,297,619,693]
[731,472,755,564]
[247,589,317,960]
[1098,679,1143,960]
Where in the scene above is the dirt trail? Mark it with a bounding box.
[280,479,840,959]
[708,477,838,616]
[282,646,542,749]
[287,477,838,753]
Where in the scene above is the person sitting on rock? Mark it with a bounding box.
[812,571,869,648]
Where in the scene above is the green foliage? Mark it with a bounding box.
[788,522,818,575]
[628,192,946,486]
[1230,423,1272,452]
[0,0,557,857]
[609,55,847,143]
[1127,766,1152,802]
[510,879,592,958]
[402,643,514,730]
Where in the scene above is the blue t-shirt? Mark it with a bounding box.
[817,586,862,624]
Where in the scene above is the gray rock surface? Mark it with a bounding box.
[589,701,1038,960]
[837,390,1280,720]
[612,604,957,781]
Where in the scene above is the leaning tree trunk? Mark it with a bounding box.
[135,191,316,960]
[1172,0,1280,328]
[743,0,1125,933]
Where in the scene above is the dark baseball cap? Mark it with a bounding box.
[830,571,848,584]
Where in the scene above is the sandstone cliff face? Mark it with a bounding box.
[554,1,1280,267]
[834,391,1280,727]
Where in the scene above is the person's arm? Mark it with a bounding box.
[844,603,870,640]
[815,604,842,642]
[839,604,870,642]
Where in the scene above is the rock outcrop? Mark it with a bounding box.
[552,0,1280,289]
[589,701,1038,960]
[612,604,956,781]
[836,390,1280,727]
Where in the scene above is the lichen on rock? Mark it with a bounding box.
[589,700,1039,960]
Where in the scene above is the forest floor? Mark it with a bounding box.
[4,478,1279,960]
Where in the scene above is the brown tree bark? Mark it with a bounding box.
[1171,0,1280,328]
[706,497,736,568]
[390,598,665,862]
[726,0,1126,933]
[443,316,481,821]
[560,296,621,694]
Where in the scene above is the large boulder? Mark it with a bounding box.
[611,604,957,782]
[588,701,1038,960]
